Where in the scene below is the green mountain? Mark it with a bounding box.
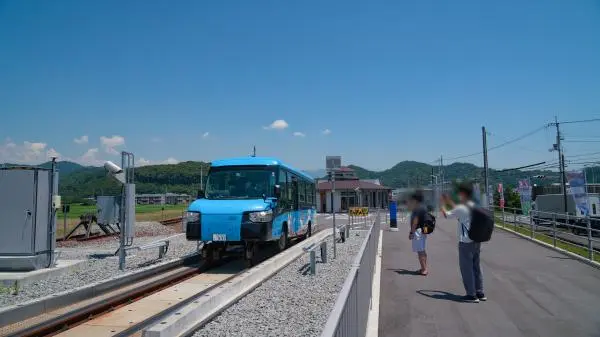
[3,159,598,204]
[348,161,561,189]
[2,161,87,175]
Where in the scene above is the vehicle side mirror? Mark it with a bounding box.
[274,185,281,199]
[197,189,205,199]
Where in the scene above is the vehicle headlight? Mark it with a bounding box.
[249,210,273,223]
[184,211,200,223]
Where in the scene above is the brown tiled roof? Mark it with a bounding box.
[317,180,391,191]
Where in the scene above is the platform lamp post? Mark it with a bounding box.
[104,151,136,271]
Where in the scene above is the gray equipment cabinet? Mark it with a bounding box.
[0,167,57,271]
[96,196,121,225]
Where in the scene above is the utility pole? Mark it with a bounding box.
[439,156,446,193]
[482,126,489,209]
[549,117,568,213]
[252,146,256,157]
[200,165,203,190]
[329,170,337,259]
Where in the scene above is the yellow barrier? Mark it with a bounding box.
[349,207,369,216]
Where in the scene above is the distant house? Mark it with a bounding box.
[135,193,191,205]
[316,166,392,213]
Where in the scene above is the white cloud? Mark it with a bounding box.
[78,148,102,166]
[100,135,125,155]
[46,148,61,159]
[293,131,306,137]
[0,140,56,164]
[162,157,179,165]
[138,157,152,166]
[74,135,88,144]
[202,132,210,139]
[263,119,289,130]
[322,129,332,135]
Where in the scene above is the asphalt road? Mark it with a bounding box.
[379,216,600,337]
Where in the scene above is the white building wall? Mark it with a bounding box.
[324,191,342,213]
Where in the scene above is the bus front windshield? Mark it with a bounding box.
[205,168,275,200]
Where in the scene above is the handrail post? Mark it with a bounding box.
[513,208,517,231]
[587,217,594,261]
[552,213,557,247]
[530,208,534,239]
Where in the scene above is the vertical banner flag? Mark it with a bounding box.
[566,170,589,216]
[498,183,505,208]
[517,179,532,215]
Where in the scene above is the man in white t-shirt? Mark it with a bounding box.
[441,182,486,303]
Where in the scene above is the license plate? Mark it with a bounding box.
[212,234,227,241]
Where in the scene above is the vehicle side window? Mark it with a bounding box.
[299,179,306,203]
[287,172,294,202]
[307,182,314,205]
[278,169,288,205]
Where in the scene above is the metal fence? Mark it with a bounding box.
[320,210,381,337]
[492,205,600,262]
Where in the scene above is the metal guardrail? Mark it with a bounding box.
[492,205,600,262]
[320,210,381,337]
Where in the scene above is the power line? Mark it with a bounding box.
[440,125,548,162]
[566,151,600,158]
[560,118,600,124]
[563,140,600,143]
[488,125,548,151]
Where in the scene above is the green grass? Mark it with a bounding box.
[493,216,600,263]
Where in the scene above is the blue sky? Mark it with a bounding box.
[1,0,599,171]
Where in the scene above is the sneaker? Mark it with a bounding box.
[476,293,487,301]
[462,295,480,303]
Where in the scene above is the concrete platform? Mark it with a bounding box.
[379,217,600,337]
[0,260,85,290]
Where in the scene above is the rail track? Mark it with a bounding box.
[0,241,293,337]
[0,256,244,337]
[159,217,182,226]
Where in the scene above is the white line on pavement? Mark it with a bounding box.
[366,229,383,337]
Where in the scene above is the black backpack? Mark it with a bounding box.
[464,205,494,242]
[421,211,436,234]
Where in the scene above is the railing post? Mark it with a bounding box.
[513,208,517,231]
[552,213,557,248]
[321,241,327,264]
[530,209,534,239]
[310,250,316,275]
[587,217,594,261]
[502,206,505,227]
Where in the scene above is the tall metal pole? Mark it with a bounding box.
[119,152,126,271]
[482,126,489,209]
[440,156,446,193]
[330,171,337,259]
[552,117,568,214]
[200,165,203,190]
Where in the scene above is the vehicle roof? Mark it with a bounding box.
[210,156,314,181]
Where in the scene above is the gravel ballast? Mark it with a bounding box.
[0,222,198,307]
[193,229,370,337]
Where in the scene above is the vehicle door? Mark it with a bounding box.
[291,174,300,235]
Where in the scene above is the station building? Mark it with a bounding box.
[316,167,392,213]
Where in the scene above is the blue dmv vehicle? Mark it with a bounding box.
[184,157,316,266]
